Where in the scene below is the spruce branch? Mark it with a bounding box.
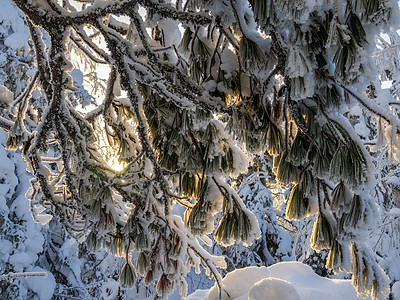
[98,20,173,210]
[72,26,112,63]
[7,1,397,299]
[330,76,400,131]
[187,244,226,300]
[0,117,13,131]
[70,34,108,64]
[27,20,52,102]
[10,71,39,115]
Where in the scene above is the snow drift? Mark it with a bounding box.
[188,262,368,300]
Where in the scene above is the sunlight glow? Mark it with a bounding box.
[108,159,127,172]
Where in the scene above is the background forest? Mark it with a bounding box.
[1,0,400,299]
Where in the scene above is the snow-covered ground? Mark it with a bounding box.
[188,262,367,300]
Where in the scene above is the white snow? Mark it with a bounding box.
[4,32,30,51]
[0,84,13,104]
[392,281,400,300]
[201,262,368,300]
[0,0,30,53]
[187,289,210,300]
[248,278,301,300]
[102,279,120,300]
[31,203,53,225]
[206,266,270,300]
[0,239,12,262]
[9,252,32,271]
[25,266,56,300]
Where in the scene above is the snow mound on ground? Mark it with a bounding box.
[187,289,210,300]
[206,266,270,300]
[203,262,369,300]
[248,278,300,300]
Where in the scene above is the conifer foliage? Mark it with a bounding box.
[2,0,400,299]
